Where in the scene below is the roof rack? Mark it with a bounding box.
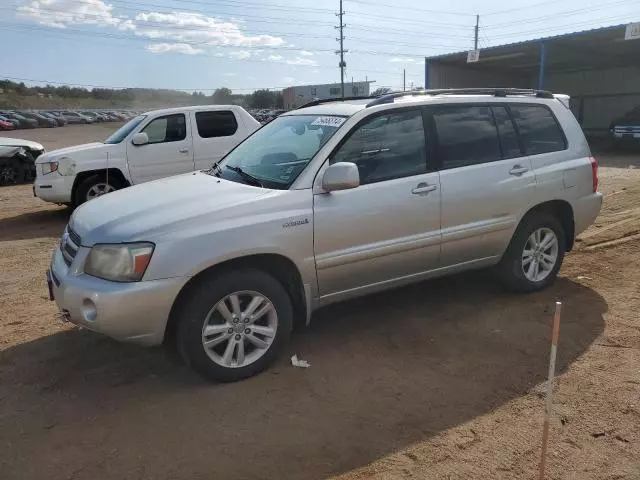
[295,95,376,109]
[366,88,554,107]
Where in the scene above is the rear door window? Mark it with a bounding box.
[195,111,238,138]
[509,105,566,155]
[492,106,522,159]
[432,105,501,169]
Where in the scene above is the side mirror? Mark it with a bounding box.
[132,132,149,146]
[322,162,360,192]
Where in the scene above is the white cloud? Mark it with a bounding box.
[298,50,314,56]
[228,50,251,59]
[17,0,124,29]
[134,12,284,49]
[286,57,318,66]
[223,72,237,77]
[389,57,416,63]
[268,54,284,61]
[145,43,203,55]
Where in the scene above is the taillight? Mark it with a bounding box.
[590,156,598,193]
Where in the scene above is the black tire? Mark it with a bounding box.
[176,269,293,382]
[497,211,566,293]
[73,173,121,207]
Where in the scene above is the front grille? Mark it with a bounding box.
[60,226,81,267]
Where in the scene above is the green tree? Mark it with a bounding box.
[212,87,233,104]
[249,89,278,109]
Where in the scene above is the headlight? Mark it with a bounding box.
[84,243,154,282]
[41,161,58,175]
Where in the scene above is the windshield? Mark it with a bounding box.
[215,114,346,189]
[104,115,147,144]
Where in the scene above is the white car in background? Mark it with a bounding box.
[33,105,261,207]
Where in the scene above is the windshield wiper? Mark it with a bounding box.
[225,165,264,187]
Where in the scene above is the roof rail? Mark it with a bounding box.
[295,95,376,110]
[366,88,554,107]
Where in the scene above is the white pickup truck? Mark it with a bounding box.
[34,105,260,207]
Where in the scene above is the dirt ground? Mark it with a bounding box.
[0,124,639,480]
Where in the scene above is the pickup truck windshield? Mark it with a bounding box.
[104,115,147,144]
[215,114,346,189]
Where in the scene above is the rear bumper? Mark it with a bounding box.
[573,192,603,237]
[49,247,188,346]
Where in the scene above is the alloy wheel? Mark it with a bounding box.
[201,290,278,368]
[521,227,559,282]
[86,183,116,200]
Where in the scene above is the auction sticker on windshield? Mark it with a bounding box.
[310,116,346,128]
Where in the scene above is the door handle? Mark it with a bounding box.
[411,183,437,195]
[509,165,529,176]
[179,148,189,154]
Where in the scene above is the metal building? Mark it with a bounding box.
[424,24,640,139]
[282,81,373,109]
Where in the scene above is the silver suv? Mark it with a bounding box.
[48,89,602,382]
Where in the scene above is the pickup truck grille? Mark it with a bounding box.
[60,226,81,267]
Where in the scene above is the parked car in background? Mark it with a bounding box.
[610,105,640,150]
[34,105,260,207]
[0,116,17,130]
[59,111,93,124]
[45,89,602,382]
[0,112,38,129]
[21,112,57,128]
[0,115,19,129]
[81,111,104,123]
[41,112,67,126]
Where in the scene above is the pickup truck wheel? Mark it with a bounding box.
[74,174,120,206]
[177,269,293,382]
[497,212,566,292]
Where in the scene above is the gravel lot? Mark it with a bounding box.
[0,124,639,479]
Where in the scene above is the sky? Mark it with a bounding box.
[1,0,639,94]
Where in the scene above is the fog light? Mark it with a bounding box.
[82,299,97,322]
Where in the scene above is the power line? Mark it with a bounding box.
[483,0,636,28]
[0,21,461,56]
[345,0,474,16]
[9,3,338,28]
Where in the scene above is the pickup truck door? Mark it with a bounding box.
[126,113,195,184]
[189,109,248,171]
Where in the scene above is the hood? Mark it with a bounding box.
[0,137,44,151]
[70,172,272,245]
[37,142,112,163]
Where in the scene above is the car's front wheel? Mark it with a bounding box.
[74,174,121,207]
[176,269,293,382]
[497,212,566,292]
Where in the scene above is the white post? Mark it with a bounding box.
[538,301,562,480]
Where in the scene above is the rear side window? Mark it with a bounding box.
[196,111,238,138]
[510,105,566,155]
[432,105,501,169]
[492,106,522,159]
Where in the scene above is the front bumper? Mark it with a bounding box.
[34,172,74,203]
[49,246,188,346]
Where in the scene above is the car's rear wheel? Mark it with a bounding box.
[176,269,293,382]
[497,212,566,292]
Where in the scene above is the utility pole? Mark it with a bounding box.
[335,0,347,99]
[403,69,406,91]
[474,14,479,51]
